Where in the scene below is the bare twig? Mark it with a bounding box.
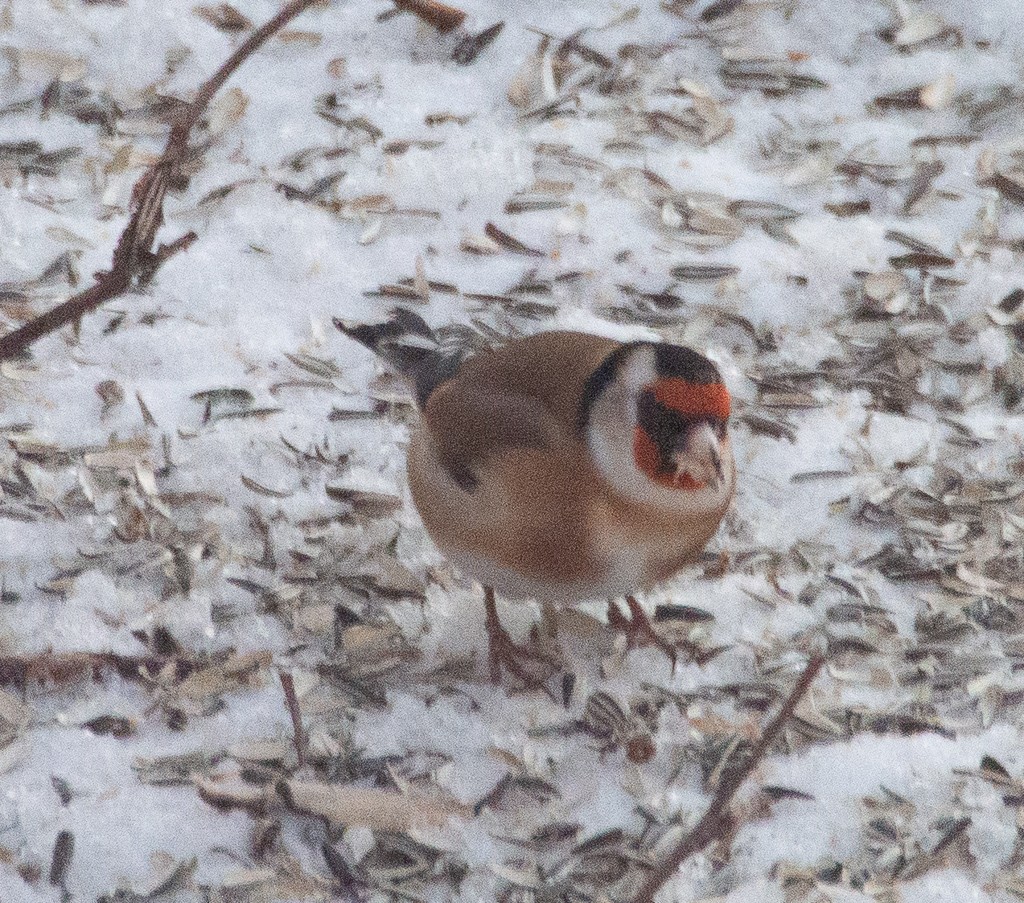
[0,649,270,689]
[280,669,306,767]
[0,651,193,688]
[392,0,466,32]
[629,654,825,903]
[0,0,324,362]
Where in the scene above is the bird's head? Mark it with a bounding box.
[580,341,734,512]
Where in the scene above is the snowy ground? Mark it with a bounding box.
[2,0,1024,900]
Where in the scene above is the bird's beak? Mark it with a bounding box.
[670,421,725,490]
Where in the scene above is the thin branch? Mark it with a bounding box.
[0,0,324,362]
[279,669,306,768]
[178,0,329,142]
[0,649,271,689]
[143,231,200,283]
[0,651,194,689]
[392,0,466,32]
[629,654,825,903]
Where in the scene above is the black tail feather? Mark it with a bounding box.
[334,309,468,408]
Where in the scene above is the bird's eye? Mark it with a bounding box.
[637,389,658,421]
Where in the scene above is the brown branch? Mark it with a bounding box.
[143,230,200,283]
[0,651,198,688]
[629,654,825,903]
[0,648,271,689]
[279,669,306,768]
[392,0,466,32]
[0,0,324,362]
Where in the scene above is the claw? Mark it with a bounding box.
[608,596,679,670]
[610,596,718,668]
[484,587,560,693]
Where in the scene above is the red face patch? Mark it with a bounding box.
[633,427,703,491]
[652,379,731,419]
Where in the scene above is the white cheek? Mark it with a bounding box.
[589,427,640,491]
[589,424,670,509]
[621,347,658,395]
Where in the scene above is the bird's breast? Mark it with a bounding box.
[587,499,716,593]
[408,428,720,601]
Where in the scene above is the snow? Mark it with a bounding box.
[2,0,1024,900]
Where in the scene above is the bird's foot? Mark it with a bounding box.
[608,596,699,671]
[485,588,560,691]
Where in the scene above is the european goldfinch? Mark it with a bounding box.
[336,312,735,682]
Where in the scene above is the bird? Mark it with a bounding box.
[335,310,736,684]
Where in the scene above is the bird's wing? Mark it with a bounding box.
[420,330,621,490]
[422,379,560,490]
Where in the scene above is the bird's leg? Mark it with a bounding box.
[484,586,559,687]
[607,596,679,669]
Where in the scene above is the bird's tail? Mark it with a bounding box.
[334,308,476,408]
